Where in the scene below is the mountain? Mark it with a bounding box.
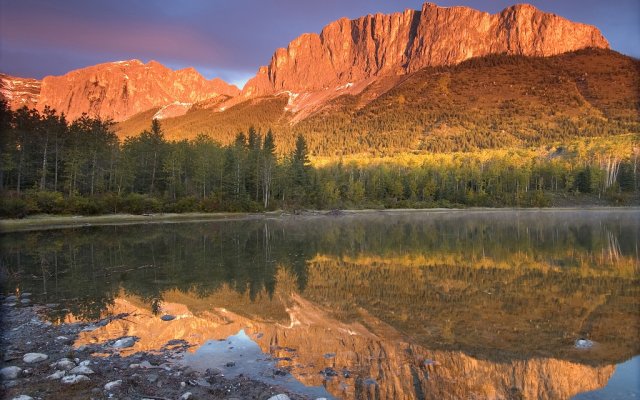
[0,73,41,110]
[0,60,239,122]
[3,2,635,156]
[116,48,640,155]
[37,60,239,122]
[240,3,608,98]
[114,2,633,154]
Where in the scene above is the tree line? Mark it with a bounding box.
[0,101,637,217]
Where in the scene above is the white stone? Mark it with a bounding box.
[575,338,595,349]
[46,370,66,380]
[70,365,94,375]
[11,396,33,400]
[104,379,122,391]
[52,359,76,371]
[0,366,21,380]
[268,395,291,400]
[61,374,90,384]
[180,392,192,400]
[113,337,136,348]
[79,360,91,367]
[23,353,48,363]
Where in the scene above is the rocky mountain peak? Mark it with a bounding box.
[240,2,609,98]
[33,60,239,121]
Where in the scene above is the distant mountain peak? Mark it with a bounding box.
[5,60,239,122]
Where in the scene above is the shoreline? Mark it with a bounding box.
[1,206,638,233]
[0,297,308,400]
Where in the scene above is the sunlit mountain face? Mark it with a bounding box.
[3,210,638,399]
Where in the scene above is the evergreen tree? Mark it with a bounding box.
[262,129,276,209]
[575,167,592,193]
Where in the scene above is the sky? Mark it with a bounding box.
[1,0,638,89]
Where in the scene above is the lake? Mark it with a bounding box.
[1,209,639,399]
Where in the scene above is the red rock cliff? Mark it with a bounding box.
[36,60,239,122]
[241,2,609,97]
[0,73,41,110]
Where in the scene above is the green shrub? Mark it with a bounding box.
[121,193,163,214]
[166,196,199,213]
[0,196,28,218]
[29,191,65,214]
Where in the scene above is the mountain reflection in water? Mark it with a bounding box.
[1,209,639,399]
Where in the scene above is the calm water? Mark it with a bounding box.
[1,209,639,399]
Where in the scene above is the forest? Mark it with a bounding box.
[0,100,638,217]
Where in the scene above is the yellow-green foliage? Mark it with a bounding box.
[114,49,640,157]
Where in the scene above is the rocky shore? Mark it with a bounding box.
[0,294,317,400]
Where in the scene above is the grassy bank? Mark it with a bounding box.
[2,205,638,233]
[0,212,263,233]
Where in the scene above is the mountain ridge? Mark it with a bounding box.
[239,2,609,98]
[1,59,240,122]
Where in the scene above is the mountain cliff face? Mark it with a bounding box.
[36,60,239,121]
[241,3,609,97]
[0,73,41,110]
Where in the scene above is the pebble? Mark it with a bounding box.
[0,366,22,380]
[268,395,291,400]
[575,338,595,349]
[180,392,193,400]
[139,360,153,368]
[21,292,31,297]
[11,396,33,400]
[113,337,136,348]
[20,299,31,305]
[55,336,69,341]
[79,360,91,367]
[70,365,95,375]
[161,314,176,321]
[46,370,66,380]
[5,295,18,302]
[23,353,48,363]
[61,374,90,384]
[52,359,76,370]
[147,373,159,383]
[104,379,122,391]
